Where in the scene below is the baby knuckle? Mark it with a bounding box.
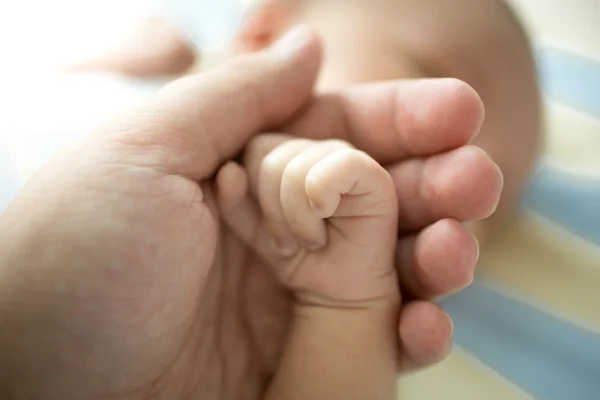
[260,152,286,176]
[335,148,367,164]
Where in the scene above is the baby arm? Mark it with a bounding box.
[216,135,401,399]
[66,17,197,77]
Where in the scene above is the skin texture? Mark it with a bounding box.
[216,136,401,399]
[0,29,501,399]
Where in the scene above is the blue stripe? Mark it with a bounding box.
[440,281,600,400]
[524,163,600,246]
[537,47,600,119]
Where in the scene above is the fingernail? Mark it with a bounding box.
[271,25,313,56]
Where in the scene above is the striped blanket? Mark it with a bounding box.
[401,1,600,398]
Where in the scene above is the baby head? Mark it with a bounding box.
[231,0,541,231]
[232,0,532,90]
[234,0,425,89]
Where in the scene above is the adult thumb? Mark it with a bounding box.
[95,26,322,181]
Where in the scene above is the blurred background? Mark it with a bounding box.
[0,0,598,399]
[0,0,247,207]
[406,1,600,398]
[0,0,245,74]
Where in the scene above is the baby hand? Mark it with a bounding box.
[217,135,400,307]
[216,135,401,399]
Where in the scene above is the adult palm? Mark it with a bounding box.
[0,28,499,400]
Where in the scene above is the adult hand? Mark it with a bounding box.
[283,71,503,372]
[0,27,501,399]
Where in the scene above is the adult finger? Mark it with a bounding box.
[94,26,322,180]
[396,219,478,300]
[397,301,454,373]
[285,78,485,164]
[389,145,503,232]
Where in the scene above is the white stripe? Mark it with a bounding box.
[542,99,600,177]
[507,0,600,62]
